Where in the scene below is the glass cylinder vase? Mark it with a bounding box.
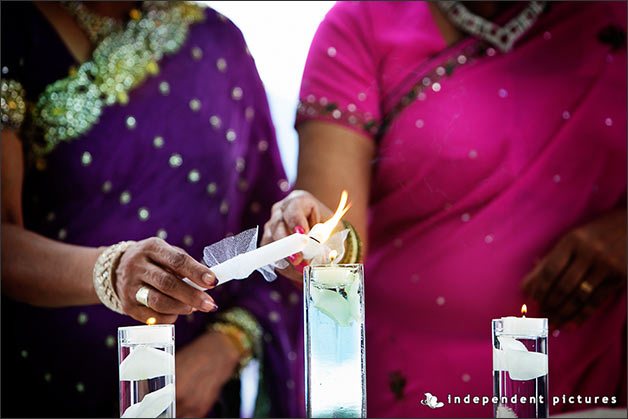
[492,317,548,418]
[118,324,175,418]
[304,264,366,418]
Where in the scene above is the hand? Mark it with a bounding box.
[114,237,218,323]
[261,190,334,283]
[521,208,627,328]
[175,331,242,418]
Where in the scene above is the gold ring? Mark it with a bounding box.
[135,285,151,308]
[579,280,594,295]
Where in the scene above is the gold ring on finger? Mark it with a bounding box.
[135,285,151,308]
[579,280,594,295]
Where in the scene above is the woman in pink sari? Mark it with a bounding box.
[263,1,626,417]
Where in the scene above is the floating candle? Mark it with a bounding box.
[118,323,175,418]
[492,305,549,418]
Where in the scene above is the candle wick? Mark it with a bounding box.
[309,236,321,244]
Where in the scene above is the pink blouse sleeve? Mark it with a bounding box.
[296,2,380,139]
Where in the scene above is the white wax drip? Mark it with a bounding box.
[121,383,175,418]
[493,336,548,381]
[119,345,174,381]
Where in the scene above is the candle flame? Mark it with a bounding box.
[146,317,157,325]
[315,190,351,244]
[329,250,338,262]
[521,304,527,317]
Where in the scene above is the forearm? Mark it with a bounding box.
[295,121,374,254]
[1,223,103,307]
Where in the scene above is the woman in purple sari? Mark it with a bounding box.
[1,2,300,417]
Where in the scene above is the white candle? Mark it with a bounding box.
[501,316,547,337]
[211,233,320,285]
[188,190,352,288]
[121,324,172,345]
[492,306,548,381]
[182,233,318,289]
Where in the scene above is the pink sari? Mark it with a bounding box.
[297,2,626,417]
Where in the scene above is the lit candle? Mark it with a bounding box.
[500,305,547,337]
[118,319,176,418]
[492,305,549,418]
[188,191,352,288]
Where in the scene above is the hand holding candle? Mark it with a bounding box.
[112,237,217,323]
[197,191,352,287]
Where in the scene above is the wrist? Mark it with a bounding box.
[92,241,135,314]
[206,308,263,376]
[202,331,244,380]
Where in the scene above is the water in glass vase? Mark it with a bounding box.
[305,265,366,418]
[119,341,175,418]
[493,336,548,418]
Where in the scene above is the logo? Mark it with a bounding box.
[421,393,444,409]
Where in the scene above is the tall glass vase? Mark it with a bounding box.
[304,264,366,418]
[118,324,175,418]
[492,318,548,418]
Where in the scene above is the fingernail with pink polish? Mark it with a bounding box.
[288,254,297,262]
[294,225,306,234]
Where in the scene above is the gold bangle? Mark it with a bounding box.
[207,322,253,373]
[208,308,263,373]
[92,241,136,314]
[340,220,362,264]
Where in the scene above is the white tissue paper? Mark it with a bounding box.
[121,383,175,418]
[493,336,548,381]
[119,345,174,381]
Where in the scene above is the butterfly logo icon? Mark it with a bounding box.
[421,392,445,409]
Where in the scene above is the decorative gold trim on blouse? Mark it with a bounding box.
[1,79,26,131]
[23,2,205,156]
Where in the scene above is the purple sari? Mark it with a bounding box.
[1,3,300,417]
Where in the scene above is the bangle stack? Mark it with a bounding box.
[92,240,136,314]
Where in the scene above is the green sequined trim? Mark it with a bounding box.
[23,1,205,156]
[1,79,26,131]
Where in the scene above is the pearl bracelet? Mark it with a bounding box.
[92,241,136,314]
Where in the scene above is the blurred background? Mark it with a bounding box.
[203,1,336,183]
